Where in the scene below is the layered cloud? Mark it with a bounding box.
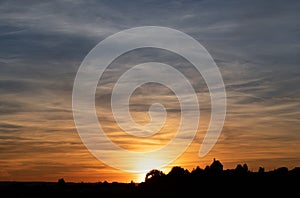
[0,0,299,182]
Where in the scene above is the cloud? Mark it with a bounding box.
[0,0,299,181]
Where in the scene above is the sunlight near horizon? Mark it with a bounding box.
[133,157,169,183]
[1,0,299,186]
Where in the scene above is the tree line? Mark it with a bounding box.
[139,158,299,196]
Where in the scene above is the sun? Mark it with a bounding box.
[133,157,170,183]
[135,172,147,183]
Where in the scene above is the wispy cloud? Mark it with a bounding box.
[0,0,299,182]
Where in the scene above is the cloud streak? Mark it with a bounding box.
[0,0,299,182]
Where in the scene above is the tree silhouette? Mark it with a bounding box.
[243,163,249,172]
[258,166,265,173]
[234,163,249,175]
[145,169,165,182]
[57,178,65,185]
[167,166,189,177]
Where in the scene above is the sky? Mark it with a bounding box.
[0,0,300,183]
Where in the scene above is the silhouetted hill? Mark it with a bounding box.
[1,159,299,197]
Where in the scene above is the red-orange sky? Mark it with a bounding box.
[0,0,299,183]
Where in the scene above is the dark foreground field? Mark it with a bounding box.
[1,175,299,197]
[1,160,299,197]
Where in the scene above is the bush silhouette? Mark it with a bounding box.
[57,178,65,185]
